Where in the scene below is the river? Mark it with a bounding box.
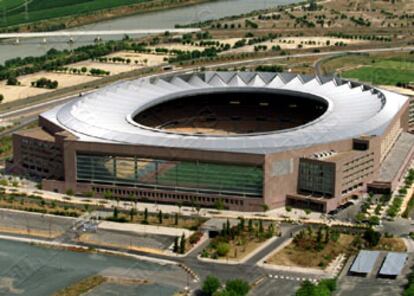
[0,0,302,64]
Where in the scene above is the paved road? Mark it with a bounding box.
[245,224,302,265]
[1,45,413,123]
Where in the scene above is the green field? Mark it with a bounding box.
[0,0,151,28]
[341,56,414,86]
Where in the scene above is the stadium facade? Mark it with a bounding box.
[7,71,414,212]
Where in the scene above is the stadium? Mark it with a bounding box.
[7,71,414,212]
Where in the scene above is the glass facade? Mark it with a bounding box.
[76,154,263,197]
[298,160,335,197]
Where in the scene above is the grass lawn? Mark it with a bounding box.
[321,53,414,86]
[342,60,414,85]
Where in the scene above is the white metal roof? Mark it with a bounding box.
[379,252,407,276]
[350,250,380,274]
[42,71,409,155]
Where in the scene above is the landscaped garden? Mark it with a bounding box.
[200,218,279,260]
[267,226,405,269]
[0,189,86,217]
[106,206,207,231]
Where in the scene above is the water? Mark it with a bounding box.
[0,239,183,296]
[0,0,301,64]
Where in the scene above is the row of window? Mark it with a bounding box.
[341,182,363,195]
[77,154,263,196]
[92,186,246,206]
[343,159,374,177]
[343,152,374,168]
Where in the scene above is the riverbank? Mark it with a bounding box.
[0,0,215,33]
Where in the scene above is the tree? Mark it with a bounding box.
[363,228,381,247]
[180,233,186,254]
[267,223,275,237]
[173,236,179,253]
[226,219,231,236]
[129,208,137,222]
[216,242,230,257]
[261,204,269,212]
[259,220,264,234]
[224,279,250,296]
[174,212,179,225]
[248,219,253,233]
[6,76,19,86]
[143,208,148,224]
[158,210,163,224]
[0,94,3,103]
[113,207,119,219]
[202,275,221,296]
[215,199,225,210]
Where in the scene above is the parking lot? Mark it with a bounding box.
[335,252,413,296]
[0,208,75,238]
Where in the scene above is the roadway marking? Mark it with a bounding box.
[268,274,320,283]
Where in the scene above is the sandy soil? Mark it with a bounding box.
[225,37,366,54]
[150,43,204,52]
[70,61,139,75]
[105,51,167,67]
[0,72,98,103]
[0,51,166,103]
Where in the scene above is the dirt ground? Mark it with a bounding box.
[0,72,98,103]
[225,37,367,54]
[104,51,167,67]
[267,234,355,269]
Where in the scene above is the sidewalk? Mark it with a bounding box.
[1,185,357,228]
[99,221,193,238]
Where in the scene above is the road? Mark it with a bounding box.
[0,29,200,40]
[1,45,413,130]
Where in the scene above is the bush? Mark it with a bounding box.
[224,279,250,296]
[6,76,19,85]
[368,216,380,226]
[32,77,58,89]
[216,242,230,257]
[202,275,221,296]
[363,228,381,247]
[189,231,203,245]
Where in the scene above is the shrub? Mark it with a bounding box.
[363,228,381,247]
[202,275,221,296]
[216,242,230,257]
[189,231,203,245]
[224,279,250,296]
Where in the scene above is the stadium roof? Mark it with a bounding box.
[379,252,407,276]
[350,250,380,274]
[42,71,408,155]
